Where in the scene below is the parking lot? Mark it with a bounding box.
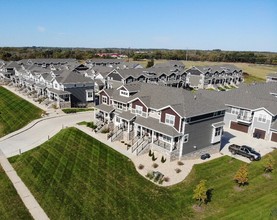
[220,127,277,163]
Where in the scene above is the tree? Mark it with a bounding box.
[193,180,207,206]
[234,164,248,186]
[146,59,154,68]
[263,154,275,173]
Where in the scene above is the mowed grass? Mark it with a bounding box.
[0,86,43,137]
[10,128,277,219]
[0,164,32,219]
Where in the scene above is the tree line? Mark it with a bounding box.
[0,47,277,65]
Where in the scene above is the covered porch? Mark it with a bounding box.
[47,88,71,108]
[94,104,115,123]
[134,116,183,154]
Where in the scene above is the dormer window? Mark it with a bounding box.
[120,90,129,97]
[165,114,175,126]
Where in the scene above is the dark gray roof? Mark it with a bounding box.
[116,111,136,121]
[135,116,181,137]
[55,70,94,84]
[154,60,185,69]
[95,104,115,113]
[104,82,225,117]
[200,82,277,115]
[48,88,71,95]
[6,61,21,69]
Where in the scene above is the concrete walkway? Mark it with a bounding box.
[0,149,49,220]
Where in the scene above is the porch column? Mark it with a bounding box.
[170,137,173,152]
[127,121,130,133]
[94,109,96,120]
[140,126,142,138]
[179,135,184,160]
[151,131,154,143]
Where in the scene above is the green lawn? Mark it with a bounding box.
[9,128,277,219]
[62,108,94,114]
[0,164,32,219]
[0,86,43,137]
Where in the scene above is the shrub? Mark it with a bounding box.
[148,150,152,157]
[164,177,170,182]
[175,168,181,173]
[138,164,144,170]
[158,178,164,185]
[263,154,275,173]
[193,180,208,206]
[234,164,249,187]
[146,171,154,180]
[101,128,110,134]
[177,161,184,166]
[152,163,158,168]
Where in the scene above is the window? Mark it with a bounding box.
[258,114,266,123]
[231,108,239,115]
[184,134,189,143]
[120,90,129,97]
[165,113,175,126]
[117,102,123,110]
[215,127,222,136]
[135,105,143,116]
[87,92,93,98]
[162,135,171,143]
[102,96,107,104]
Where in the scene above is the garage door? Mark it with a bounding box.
[271,132,277,142]
[253,128,266,139]
[230,122,249,133]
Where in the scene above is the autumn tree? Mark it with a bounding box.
[234,164,249,186]
[263,154,275,173]
[193,180,207,206]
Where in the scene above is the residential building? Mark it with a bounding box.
[185,64,243,89]
[201,83,277,142]
[266,73,277,83]
[95,83,226,159]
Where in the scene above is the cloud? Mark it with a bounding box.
[37,26,46,33]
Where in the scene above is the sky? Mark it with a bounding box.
[0,0,276,52]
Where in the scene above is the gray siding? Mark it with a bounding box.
[108,72,122,81]
[65,86,94,107]
[224,112,237,127]
[182,116,224,155]
[252,118,271,134]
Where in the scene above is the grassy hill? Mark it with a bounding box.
[0,164,32,219]
[9,128,277,219]
[0,87,43,137]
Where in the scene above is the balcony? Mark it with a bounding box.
[237,114,253,124]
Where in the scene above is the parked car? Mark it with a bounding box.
[228,144,261,161]
[200,153,211,160]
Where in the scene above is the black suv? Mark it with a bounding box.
[228,144,261,161]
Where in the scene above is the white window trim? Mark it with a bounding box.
[135,105,143,116]
[102,96,107,104]
[120,90,129,97]
[257,114,267,123]
[165,113,175,126]
[183,134,189,143]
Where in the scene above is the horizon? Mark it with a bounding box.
[0,0,276,52]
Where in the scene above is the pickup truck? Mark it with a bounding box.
[228,144,261,161]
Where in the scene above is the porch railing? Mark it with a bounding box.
[136,139,151,156]
[131,134,146,153]
[110,127,123,142]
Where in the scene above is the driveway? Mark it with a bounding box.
[220,127,277,163]
[0,112,93,158]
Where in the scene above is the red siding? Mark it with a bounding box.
[99,91,109,105]
[161,107,180,131]
[132,99,147,112]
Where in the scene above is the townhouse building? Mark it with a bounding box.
[201,83,277,142]
[95,83,226,159]
[185,64,243,89]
